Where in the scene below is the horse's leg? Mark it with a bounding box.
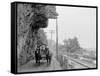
[36,58,38,63]
[36,56,39,64]
[47,58,48,64]
[49,56,51,64]
[38,58,40,64]
[48,58,50,64]
[47,56,50,64]
[37,55,40,64]
[46,56,48,64]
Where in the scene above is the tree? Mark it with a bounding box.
[63,37,80,53]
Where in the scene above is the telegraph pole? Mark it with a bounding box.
[56,18,58,58]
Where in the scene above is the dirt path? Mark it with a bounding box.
[18,56,62,73]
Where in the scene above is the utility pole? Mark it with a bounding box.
[56,18,58,58]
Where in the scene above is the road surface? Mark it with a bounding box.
[18,49,96,72]
[18,56,62,72]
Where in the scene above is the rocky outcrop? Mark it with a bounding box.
[17,4,58,66]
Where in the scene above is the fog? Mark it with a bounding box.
[44,6,96,49]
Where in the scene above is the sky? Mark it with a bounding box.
[43,6,96,49]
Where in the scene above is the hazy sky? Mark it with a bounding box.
[43,6,96,49]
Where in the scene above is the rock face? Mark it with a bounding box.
[17,4,58,66]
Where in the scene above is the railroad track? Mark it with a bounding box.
[63,55,96,68]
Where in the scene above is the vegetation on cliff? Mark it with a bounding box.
[17,4,58,66]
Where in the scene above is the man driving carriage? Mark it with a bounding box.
[35,44,52,64]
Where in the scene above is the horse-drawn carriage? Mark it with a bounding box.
[35,44,52,64]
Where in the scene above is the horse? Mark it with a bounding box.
[35,47,41,64]
[45,47,52,64]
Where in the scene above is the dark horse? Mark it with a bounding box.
[45,47,52,64]
[35,47,41,64]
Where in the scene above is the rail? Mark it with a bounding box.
[62,55,96,68]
